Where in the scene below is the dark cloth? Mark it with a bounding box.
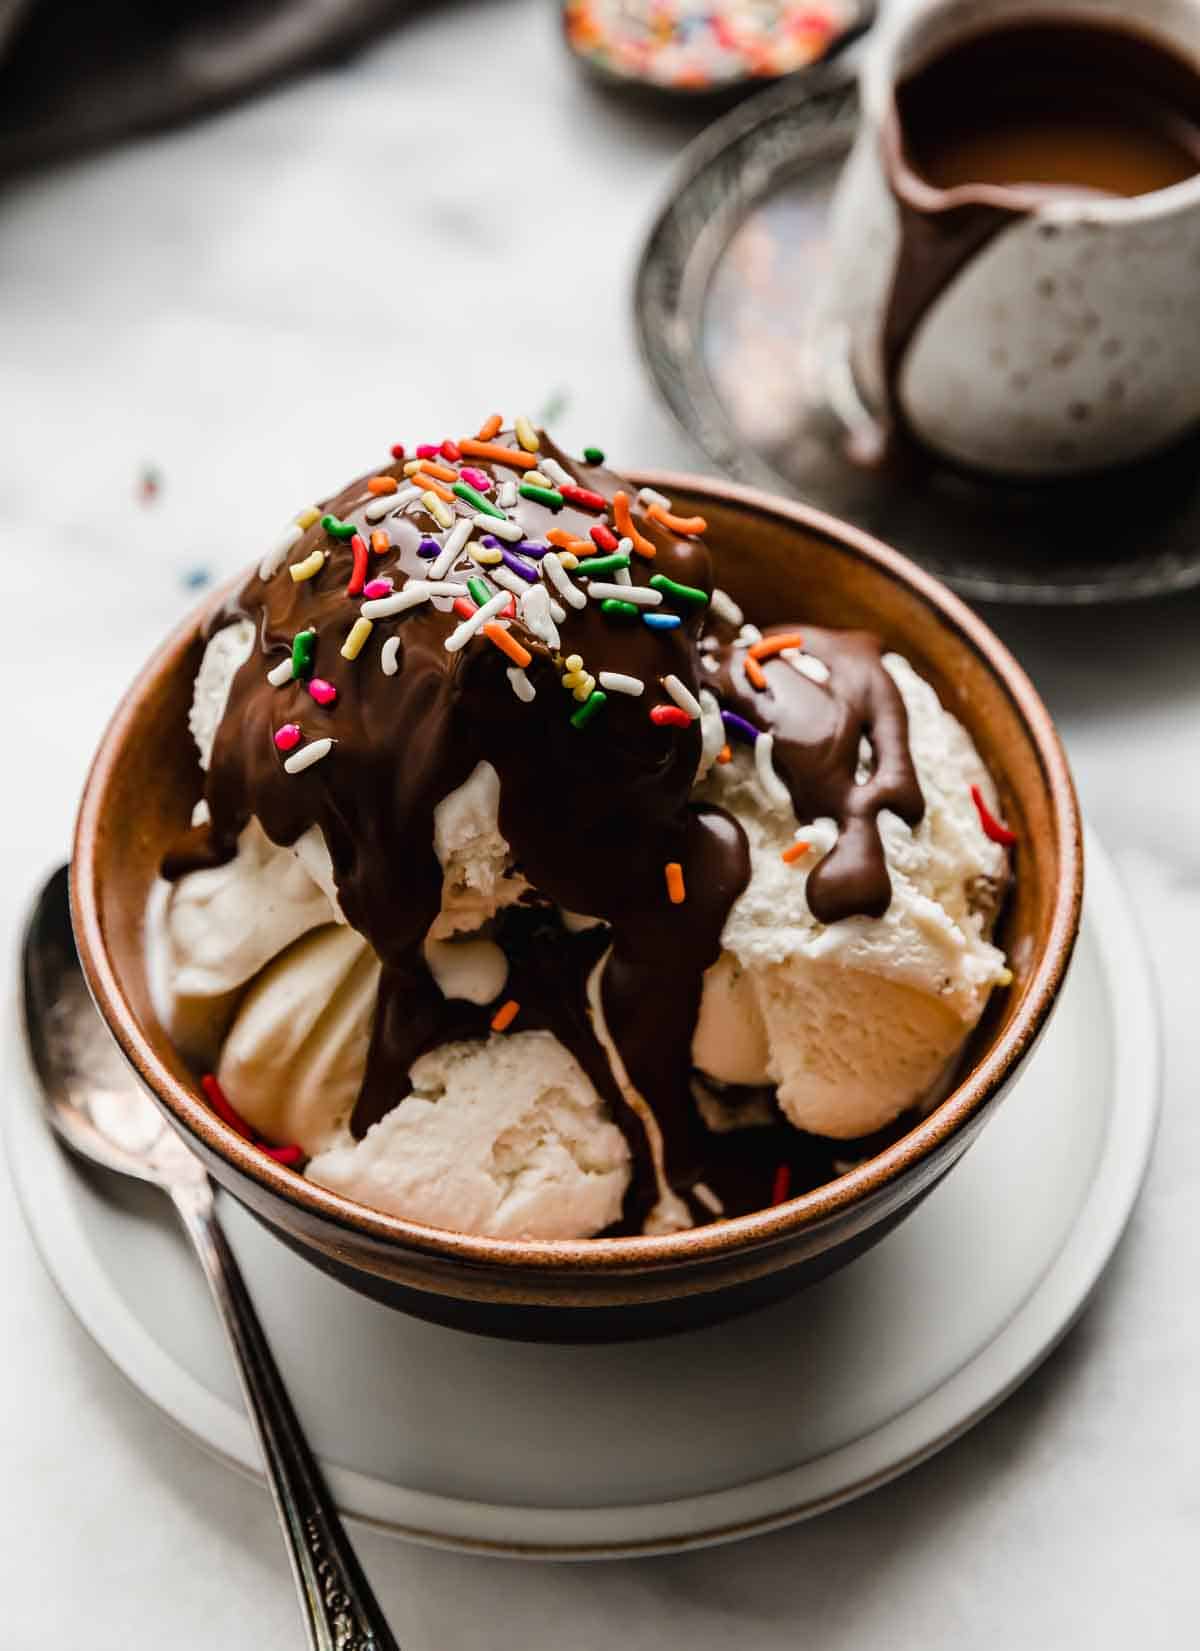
[0,0,415,179]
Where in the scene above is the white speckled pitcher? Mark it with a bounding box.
[813,0,1200,477]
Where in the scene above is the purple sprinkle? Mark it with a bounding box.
[418,538,439,558]
[721,710,760,744]
[500,548,539,582]
[481,535,499,549]
[515,539,549,559]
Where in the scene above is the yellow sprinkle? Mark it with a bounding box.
[563,672,584,691]
[289,549,325,582]
[295,506,321,530]
[560,552,579,571]
[527,471,551,489]
[514,415,540,453]
[997,967,1014,987]
[340,617,373,661]
[469,544,502,566]
[564,654,584,673]
[573,679,594,702]
[423,490,453,529]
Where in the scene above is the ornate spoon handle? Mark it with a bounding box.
[172,1181,399,1651]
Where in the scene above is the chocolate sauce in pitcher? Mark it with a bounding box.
[865,19,1200,461]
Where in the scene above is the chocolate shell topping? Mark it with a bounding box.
[165,430,923,1227]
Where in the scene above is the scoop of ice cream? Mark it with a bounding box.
[692,651,1009,1138]
[306,1032,631,1240]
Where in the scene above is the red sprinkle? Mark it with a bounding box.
[262,1143,305,1167]
[201,1074,255,1141]
[416,443,440,459]
[771,1164,792,1206]
[650,704,691,728]
[590,523,619,552]
[346,532,369,596]
[390,443,406,460]
[273,723,302,752]
[560,484,606,512]
[453,596,476,621]
[971,784,1017,846]
[308,678,338,707]
[440,439,461,462]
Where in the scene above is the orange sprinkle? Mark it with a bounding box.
[491,998,520,1033]
[546,528,595,556]
[415,473,456,503]
[744,656,767,690]
[367,475,398,496]
[716,744,732,765]
[646,503,708,537]
[748,631,805,662]
[781,841,810,864]
[613,491,657,559]
[482,622,532,668]
[665,861,686,905]
[476,413,503,441]
[370,529,389,555]
[413,459,457,483]
[458,439,537,471]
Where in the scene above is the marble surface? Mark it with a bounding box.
[1,1,1197,1643]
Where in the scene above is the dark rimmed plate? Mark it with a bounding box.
[634,70,1200,604]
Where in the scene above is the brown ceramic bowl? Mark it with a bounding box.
[71,475,1082,1342]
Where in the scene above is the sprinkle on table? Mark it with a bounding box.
[971,784,1018,846]
[570,688,607,729]
[491,998,520,1033]
[664,861,686,904]
[289,549,325,583]
[341,617,374,661]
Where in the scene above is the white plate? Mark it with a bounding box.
[5,829,1158,1560]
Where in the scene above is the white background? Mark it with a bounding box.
[1,1,1198,1643]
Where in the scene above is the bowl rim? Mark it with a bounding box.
[71,471,1083,1277]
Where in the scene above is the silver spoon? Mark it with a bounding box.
[21,865,400,1651]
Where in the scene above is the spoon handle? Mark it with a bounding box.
[171,1181,400,1651]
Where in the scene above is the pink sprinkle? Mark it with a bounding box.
[390,443,406,460]
[363,577,393,599]
[416,443,440,459]
[459,466,492,492]
[274,723,302,752]
[308,678,338,707]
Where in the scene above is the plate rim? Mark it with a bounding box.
[633,72,1200,606]
[5,828,1160,1560]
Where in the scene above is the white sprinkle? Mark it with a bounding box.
[284,738,334,776]
[365,484,420,522]
[738,623,763,646]
[539,456,572,487]
[496,480,518,509]
[662,673,702,719]
[518,583,560,650]
[361,580,467,618]
[548,598,567,625]
[474,513,523,542]
[381,637,401,676]
[755,732,792,811]
[191,798,211,828]
[637,486,671,511]
[429,516,473,580]
[445,590,510,651]
[598,671,644,697]
[507,666,536,702]
[710,587,744,627]
[267,657,294,687]
[693,1182,725,1216]
[543,552,587,610]
[788,652,831,685]
[259,523,302,581]
[587,582,662,606]
[617,536,634,556]
[489,565,532,599]
[614,563,632,586]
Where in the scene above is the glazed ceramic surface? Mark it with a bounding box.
[813,0,1200,476]
[69,477,1082,1340]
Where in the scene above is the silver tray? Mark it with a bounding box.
[635,70,1200,605]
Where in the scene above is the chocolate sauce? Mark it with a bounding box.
[870,21,1200,459]
[165,433,922,1226]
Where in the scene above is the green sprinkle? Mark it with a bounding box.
[570,689,608,730]
[467,576,492,608]
[601,598,640,618]
[453,480,505,520]
[649,573,709,607]
[519,483,564,509]
[580,553,630,578]
[321,514,356,540]
[291,628,317,679]
[582,446,605,465]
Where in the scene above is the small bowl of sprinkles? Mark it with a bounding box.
[563,0,871,98]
